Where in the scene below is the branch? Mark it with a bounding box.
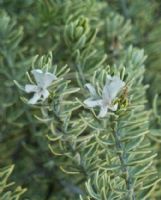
[113,129,135,200]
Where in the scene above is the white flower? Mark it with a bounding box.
[25,69,57,104]
[84,75,125,117]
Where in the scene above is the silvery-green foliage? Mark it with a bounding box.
[105,12,132,53]
[1,0,161,199]
[79,47,160,200]
[33,49,159,199]
[0,9,33,172]
[0,165,26,200]
[108,1,161,199]
[122,1,161,199]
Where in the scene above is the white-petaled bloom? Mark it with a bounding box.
[84,75,125,118]
[25,69,57,104]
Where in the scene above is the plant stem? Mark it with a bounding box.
[76,63,86,86]
[113,129,135,200]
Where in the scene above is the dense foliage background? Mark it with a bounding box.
[1,0,161,199]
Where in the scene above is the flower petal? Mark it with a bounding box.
[98,105,108,118]
[103,75,125,102]
[25,84,38,93]
[84,98,102,108]
[31,69,44,86]
[44,72,57,88]
[32,69,57,88]
[28,92,41,104]
[85,83,97,96]
[41,89,49,100]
